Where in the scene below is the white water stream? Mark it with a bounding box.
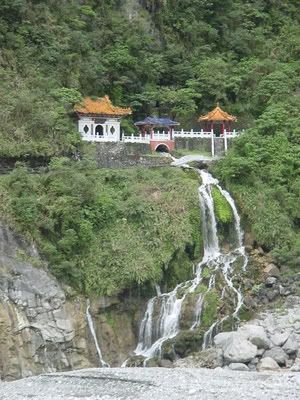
[135,169,248,359]
[86,299,110,367]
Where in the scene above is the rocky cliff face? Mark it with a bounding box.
[0,224,139,380]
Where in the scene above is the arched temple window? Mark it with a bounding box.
[110,126,116,134]
[95,125,104,136]
[83,125,89,134]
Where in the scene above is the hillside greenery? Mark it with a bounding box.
[0,160,201,295]
[212,126,300,271]
[0,0,299,156]
[0,0,299,288]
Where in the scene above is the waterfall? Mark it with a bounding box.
[86,299,110,367]
[134,169,248,359]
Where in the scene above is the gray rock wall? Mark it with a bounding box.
[175,137,233,156]
[0,224,139,380]
[174,138,213,153]
[94,142,171,168]
[92,139,234,169]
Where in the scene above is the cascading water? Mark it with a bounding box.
[86,299,110,368]
[134,169,248,359]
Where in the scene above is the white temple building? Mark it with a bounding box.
[75,96,132,142]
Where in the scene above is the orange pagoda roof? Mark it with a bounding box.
[198,104,237,122]
[75,96,132,116]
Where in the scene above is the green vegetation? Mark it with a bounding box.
[0,160,201,295]
[0,1,299,291]
[211,186,233,224]
[173,149,211,158]
[0,1,299,159]
[162,249,195,292]
[202,289,220,327]
[212,122,300,270]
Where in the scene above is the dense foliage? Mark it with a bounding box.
[211,186,233,224]
[0,160,201,295]
[0,0,299,156]
[212,122,300,270]
[0,0,299,289]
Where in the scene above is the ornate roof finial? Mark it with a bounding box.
[198,104,237,122]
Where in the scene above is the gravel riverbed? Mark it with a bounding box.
[0,367,299,400]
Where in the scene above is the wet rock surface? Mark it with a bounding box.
[0,367,299,400]
[0,224,138,379]
[176,295,300,373]
[0,224,93,379]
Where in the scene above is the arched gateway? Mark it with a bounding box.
[155,143,170,153]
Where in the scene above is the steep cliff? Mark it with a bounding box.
[0,223,139,379]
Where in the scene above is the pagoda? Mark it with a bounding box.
[134,116,179,152]
[75,96,132,142]
[198,103,237,136]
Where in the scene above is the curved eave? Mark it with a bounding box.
[198,105,237,122]
[198,115,237,122]
[76,112,131,118]
[135,122,180,127]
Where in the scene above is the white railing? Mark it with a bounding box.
[152,131,171,140]
[174,129,241,138]
[82,129,242,146]
[82,135,118,142]
[122,134,151,143]
[220,129,239,137]
[122,131,171,143]
[173,129,212,138]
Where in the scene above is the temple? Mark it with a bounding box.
[198,104,238,153]
[75,98,241,156]
[75,96,132,142]
[134,117,179,152]
[199,103,237,131]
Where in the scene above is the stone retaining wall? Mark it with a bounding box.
[175,137,233,156]
[94,142,171,168]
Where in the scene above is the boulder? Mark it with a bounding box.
[270,332,290,347]
[248,357,259,366]
[174,348,223,369]
[282,334,299,355]
[266,289,279,302]
[279,285,292,296]
[265,277,277,287]
[223,337,257,364]
[257,357,280,371]
[172,330,202,358]
[285,359,294,368]
[264,264,280,278]
[214,332,238,348]
[145,358,159,368]
[264,347,288,366]
[257,247,265,256]
[125,355,146,367]
[295,322,300,333]
[214,331,258,364]
[158,359,174,368]
[194,348,224,369]
[228,363,249,372]
[238,324,270,349]
[291,358,300,372]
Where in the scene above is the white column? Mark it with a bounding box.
[211,129,215,157]
[224,129,228,152]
